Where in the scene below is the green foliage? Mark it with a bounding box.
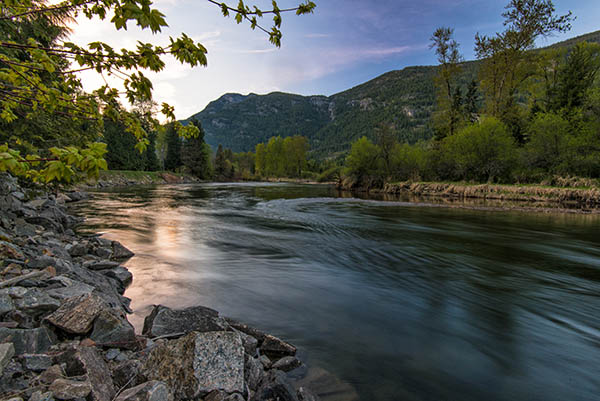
[164,123,182,171]
[523,112,571,173]
[389,142,429,181]
[441,118,517,182]
[344,136,381,185]
[182,119,211,179]
[103,118,145,171]
[0,0,315,183]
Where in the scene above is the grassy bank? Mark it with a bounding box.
[82,170,198,187]
[378,181,600,206]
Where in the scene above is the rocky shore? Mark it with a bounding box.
[0,174,318,401]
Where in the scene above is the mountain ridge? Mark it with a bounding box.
[186,29,600,157]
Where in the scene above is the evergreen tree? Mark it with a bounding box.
[214,144,228,179]
[182,119,212,179]
[164,123,182,171]
[103,118,145,171]
[145,131,160,171]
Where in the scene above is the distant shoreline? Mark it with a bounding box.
[338,181,600,214]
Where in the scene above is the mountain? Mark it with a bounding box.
[186,30,600,158]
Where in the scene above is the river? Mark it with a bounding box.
[71,182,600,401]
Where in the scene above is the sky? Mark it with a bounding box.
[68,0,600,119]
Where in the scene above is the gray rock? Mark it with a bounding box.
[260,334,297,358]
[0,342,15,375]
[85,261,120,271]
[50,378,92,400]
[225,394,244,401]
[64,265,127,312]
[46,279,95,301]
[271,356,302,373]
[38,364,66,385]
[237,330,258,356]
[90,311,137,349]
[15,289,61,316]
[142,305,229,338]
[25,216,63,232]
[15,223,37,237]
[65,192,90,202]
[54,346,115,401]
[111,359,142,388]
[22,353,53,371]
[105,348,120,360]
[225,318,267,343]
[45,294,107,334]
[111,241,134,260]
[0,327,55,355]
[0,360,29,394]
[68,243,88,257]
[142,331,245,399]
[297,387,320,401]
[114,381,170,401]
[27,256,57,269]
[29,390,55,401]
[100,267,133,294]
[258,355,271,369]
[95,247,113,259]
[0,293,16,315]
[245,356,264,391]
[251,370,298,401]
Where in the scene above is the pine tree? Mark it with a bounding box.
[164,123,182,171]
[182,120,212,179]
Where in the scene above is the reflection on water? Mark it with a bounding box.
[71,183,600,401]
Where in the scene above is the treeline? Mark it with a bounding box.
[103,116,318,182]
[343,1,600,188]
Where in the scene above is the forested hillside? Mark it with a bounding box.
[186,30,600,158]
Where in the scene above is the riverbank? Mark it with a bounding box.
[0,174,319,401]
[79,170,200,188]
[340,180,600,208]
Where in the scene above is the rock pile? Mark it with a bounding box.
[0,174,318,401]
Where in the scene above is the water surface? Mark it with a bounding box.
[72,183,600,401]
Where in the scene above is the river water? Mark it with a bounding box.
[72,183,600,401]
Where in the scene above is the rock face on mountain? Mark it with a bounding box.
[0,173,318,401]
[186,66,441,157]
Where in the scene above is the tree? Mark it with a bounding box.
[255,142,266,176]
[430,27,464,139]
[265,136,285,177]
[474,0,573,141]
[283,135,308,177]
[182,118,211,179]
[344,136,381,185]
[214,144,228,179]
[441,117,517,182]
[550,43,600,113]
[164,123,181,171]
[103,116,145,171]
[0,0,316,183]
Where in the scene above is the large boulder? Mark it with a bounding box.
[90,311,137,349]
[14,288,61,317]
[141,331,245,399]
[111,241,134,260]
[0,327,55,355]
[142,305,229,338]
[251,370,298,401]
[114,381,171,401]
[54,346,115,401]
[260,334,297,358]
[45,293,107,334]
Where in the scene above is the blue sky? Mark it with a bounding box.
[70,0,600,119]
